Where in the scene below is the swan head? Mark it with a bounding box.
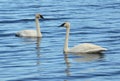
[35,13,44,19]
[60,22,70,28]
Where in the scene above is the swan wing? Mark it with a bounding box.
[69,43,107,53]
[16,30,37,37]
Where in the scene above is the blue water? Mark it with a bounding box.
[0,0,120,81]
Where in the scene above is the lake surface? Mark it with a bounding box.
[0,0,120,81]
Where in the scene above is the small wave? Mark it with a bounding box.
[0,17,70,24]
[99,2,120,9]
[44,17,70,21]
[0,19,35,24]
[0,33,14,37]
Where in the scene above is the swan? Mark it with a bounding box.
[60,22,107,54]
[15,13,44,37]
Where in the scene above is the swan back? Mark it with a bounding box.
[69,43,107,53]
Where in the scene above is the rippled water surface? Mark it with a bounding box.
[0,0,120,81]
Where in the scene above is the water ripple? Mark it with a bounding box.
[0,0,120,81]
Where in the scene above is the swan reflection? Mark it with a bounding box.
[64,53,71,76]
[73,53,104,62]
[20,37,42,65]
[64,53,104,78]
[36,38,42,65]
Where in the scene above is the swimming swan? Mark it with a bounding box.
[60,22,107,54]
[15,13,44,37]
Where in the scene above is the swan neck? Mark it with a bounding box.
[64,27,70,53]
[35,18,42,37]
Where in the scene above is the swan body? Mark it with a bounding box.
[60,22,107,54]
[16,30,38,37]
[16,13,44,38]
[68,43,107,53]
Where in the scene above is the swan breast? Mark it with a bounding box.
[68,43,107,53]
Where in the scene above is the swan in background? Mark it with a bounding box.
[59,22,107,54]
[15,13,44,37]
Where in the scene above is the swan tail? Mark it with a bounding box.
[92,48,107,53]
[101,47,107,51]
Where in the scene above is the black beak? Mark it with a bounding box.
[59,23,65,27]
[40,15,44,19]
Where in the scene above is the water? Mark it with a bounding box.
[0,0,120,81]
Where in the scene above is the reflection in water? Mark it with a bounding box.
[73,53,104,62]
[64,52,104,80]
[35,38,42,79]
[19,37,42,79]
[21,37,42,65]
[23,37,42,60]
[21,37,40,44]
[36,38,42,65]
[64,53,71,76]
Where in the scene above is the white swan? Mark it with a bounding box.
[60,22,107,54]
[15,13,44,37]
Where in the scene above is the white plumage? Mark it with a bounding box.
[16,13,44,38]
[68,43,107,53]
[16,30,37,37]
[60,22,107,54]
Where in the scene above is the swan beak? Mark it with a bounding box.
[59,23,65,27]
[40,15,44,19]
